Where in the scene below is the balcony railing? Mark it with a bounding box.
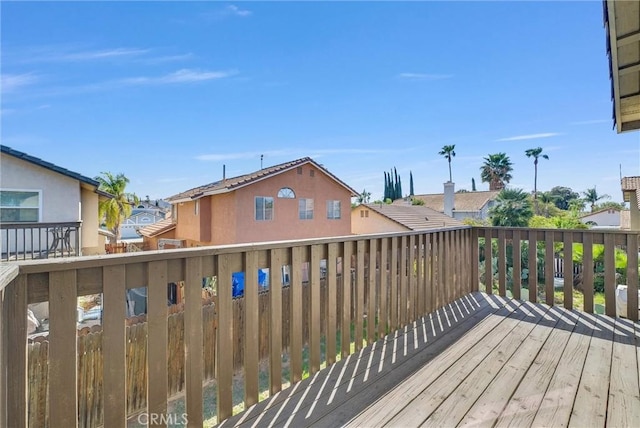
[0,222,82,261]
[0,226,637,427]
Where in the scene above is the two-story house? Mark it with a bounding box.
[159,157,357,248]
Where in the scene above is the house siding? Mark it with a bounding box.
[351,208,407,234]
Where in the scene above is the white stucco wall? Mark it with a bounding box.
[580,210,621,227]
[81,187,101,252]
[1,155,81,222]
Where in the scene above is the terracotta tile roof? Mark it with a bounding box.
[138,218,176,238]
[399,191,500,213]
[167,157,357,202]
[621,177,640,209]
[364,203,464,230]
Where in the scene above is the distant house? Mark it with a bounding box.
[120,201,168,240]
[0,145,112,257]
[352,203,463,234]
[138,218,177,250]
[403,183,499,222]
[579,208,625,229]
[621,176,640,230]
[161,157,357,247]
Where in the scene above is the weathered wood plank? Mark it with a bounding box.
[545,230,555,306]
[606,318,640,427]
[342,241,353,357]
[269,248,283,393]
[327,243,338,365]
[102,265,127,427]
[512,230,521,300]
[217,254,233,420]
[471,228,479,293]
[147,260,168,427]
[528,230,537,303]
[604,233,616,316]
[390,237,398,330]
[438,231,445,307]
[49,270,78,427]
[484,231,493,295]
[497,229,506,297]
[399,235,407,326]
[355,240,365,351]
[408,234,416,322]
[583,233,594,313]
[5,274,27,428]
[563,232,573,310]
[310,244,322,373]
[290,246,303,383]
[379,238,388,338]
[243,252,259,408]
[368,239,377,344]
[626,233,639,321]
[530,310,592,427]
[568,313,614,428]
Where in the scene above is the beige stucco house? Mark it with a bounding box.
[0,145,111,256]
[352,203,463,235]
[159,157,357,248]
[622,176,640,230]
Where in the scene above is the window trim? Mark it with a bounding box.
[0,188,42,222]
[255,196,274,221]
[277,187,296,198]
[298,198,314,220]
[326,200,341,219]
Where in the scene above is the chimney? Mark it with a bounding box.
[223,164,226,180]
[444,182,455,217]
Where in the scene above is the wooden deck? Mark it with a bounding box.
[221,292,640,428]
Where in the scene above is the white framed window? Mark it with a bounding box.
[277,187,295,198]
[327,200,341,219]
[255,196,274,221]
[0,189,41,222]
[299,198,314,220]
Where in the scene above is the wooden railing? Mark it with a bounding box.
[476,227,639,321]
[0,227,474,427]
[0,222,82,261]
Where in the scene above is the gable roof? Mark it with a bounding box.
[402,190,499,213]
[138,218,176,238]
[362,203,463,230]
[621,176,640,209]
[167,157,358,202]
[1,145,100,188]
[580,207,622,219]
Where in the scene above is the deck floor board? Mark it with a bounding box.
[222,292,640,428]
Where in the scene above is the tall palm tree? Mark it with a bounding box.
[480,153,513,190]
[95,172,138,243]
[488,188,534,227]
[524,147,549,201]
[357,189,371,204]
[582,187,610,212]
[438,145,456,182]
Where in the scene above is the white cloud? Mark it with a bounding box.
[59,48,149,61]
[397,72,453,81]
[119,69,236,85]
[140,53,194,65]
[1,73,39,93]
[495,133,561,142]
[226,5,252,17]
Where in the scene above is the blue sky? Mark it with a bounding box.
[2,1,638,203]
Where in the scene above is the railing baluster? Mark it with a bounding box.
[416,234,424,317]
[604,234,616,317]
[485,229,493,295]
[390,237,398,329]
[49,270,78,427]
[148,260,168,427]
[5,275,27,427]
[326,243,338,364]
[217,254,233,420]
[408,234,416,323]
[399,236,407,326]
[355,240,365,351]
[545,231,555,306]
[342,241,352,357]
[243,252,259,409]
[183,257,205,426]
[528,230,537,302]
[103,265,127,427]
[583,233,594,313]
[379,238,388,338]
[438,231,445,307]
[471,228,479,293]
[290,246,303,383]
[368,238,377,344]
[310,245,322,373]
[626,233,638,321]
[498,229,506,297]
[512,230,521,300]
[269,249,283,394]
[563,231,574,309]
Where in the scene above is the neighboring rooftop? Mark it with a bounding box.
[401,191,499,213]
[138,218,176,238]
[621,176,640,209]
[167,157,358,202]
[604,0,640,133]
[363,203,463,230]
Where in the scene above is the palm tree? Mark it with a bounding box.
[524,147,549,201]
[95,172,138,243]
[357,189,371,204]
[582,187,610,212]
[488,188,534,227]
[480,153,513,190]
[438,145,456,182]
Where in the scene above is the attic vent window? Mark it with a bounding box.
[297,166,303,174]
[310,170,315,177]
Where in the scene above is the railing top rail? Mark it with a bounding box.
[475,226,639,236]
[0,263,19,292]
[12,226,472,275]
[0,221,82,229]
